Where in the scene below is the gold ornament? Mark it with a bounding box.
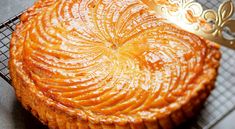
[144,0,235,50]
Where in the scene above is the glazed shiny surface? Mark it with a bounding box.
[11,0,220,124]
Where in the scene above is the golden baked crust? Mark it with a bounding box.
[9,0,221,129]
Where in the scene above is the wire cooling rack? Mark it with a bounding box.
[0,13,20,84]
[0,1,235,129]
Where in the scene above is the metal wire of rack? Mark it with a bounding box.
[0,13,21,84]
[0,1,235,129]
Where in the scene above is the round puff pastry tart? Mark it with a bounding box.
[10,0,221,128]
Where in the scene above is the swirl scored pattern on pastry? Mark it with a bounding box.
[9,0,221,129]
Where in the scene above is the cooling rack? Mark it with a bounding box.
[0,0,235,129]
[0,13,20,84]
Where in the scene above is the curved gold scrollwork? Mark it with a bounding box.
[200,0,235,49]
[146,0,235,50]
